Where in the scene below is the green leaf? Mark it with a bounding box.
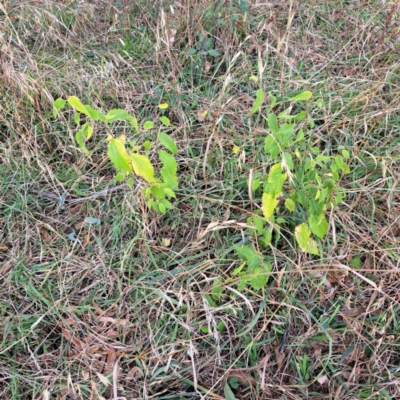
[75,123,93,155]
[158,132,177,154]
[159,116,171,126]
[342,149,350,159]
[115,171,127,182]
[53,98,66,117]
[131,153,155,182]
[160,198,174,210]
[163,187,176,198]
[264,135,280,158]
[295,223,319,255]
[279,123,295,142]
[84,105,104,121]
[68,96,90,116]
[267,163,286,197]
[108,137,132,173]
[126,115,139,133]
[309,213,328,239]
[267,113,279,134]
[151,185,165,199]
[143,121,154,130]
[158,103,169,109]
[208,49,220,57]
[105,109,130,122]
[250,264,271,290]
[289,91,313,101]
[248,89,265,116]
[158,201,166,214]
[285,198,295,212]
[224,382,239,400]
[251,179,260,192]
[159,150,178,189]
[269,93,277,109]
[335,155,350,173]
[73,113,80,126]
[262,193,279,221]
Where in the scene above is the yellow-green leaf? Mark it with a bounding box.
[295,223,319,255]
[108,138,132,173]
[262,193,279,221]
[159,116,171,126]
[158,103,169,109]
[289,91,313,101]
[131,153,155,182]
[143,121,154,130]
[248,89,265,116]
[68,96,90,116]
[285,198,295,212]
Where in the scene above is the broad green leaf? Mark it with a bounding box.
[248,89,265,116]
[159,116,171,126]
[105,109,130,122]
[143,141,151,152]
[282,152,294,170]
[285,198,295,212]
[208,49,220,57]
[264,135,280,158]
[279,123,295,142]
[309,213,328,239]
[151,185,165,199]
[294,111,307,121]
[247,255,262,270]
[158,132,177,154]
[252,179,261,191]
[263,228,272,246]
[342,149,350,159]
[143,121,154,130]
[75,123,93,155]
[68,96,90,116]
[289,91,313,101]
[250,264,271,290]
[108,138,132,173]
[115,171,127,181]
[160,198,174,210]
[335,155,350,173]
[158,103,169,109]
[85,105,104,121]
[295,129,305,142]
[53,98,66,117]
[158,201,166,214]
[269,93,277,109]
[295,223,319,255]
[73,113,80,125]
[267,163,287,197]
[131,153,155,182]
[267,113,279,134]
[159,150,178,189]
[76,130,89,154]
[233,245,257,262]
[123,115,138,133]
[262,193,279,221]
[163,187,176,198]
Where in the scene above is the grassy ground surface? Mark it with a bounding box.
[1,0,400,399]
